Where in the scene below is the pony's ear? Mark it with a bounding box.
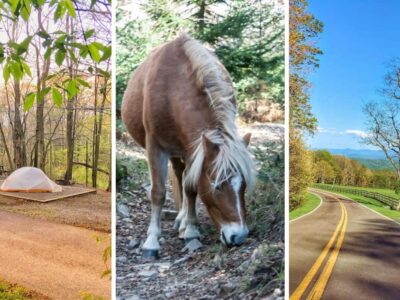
[243,133,251,148]
[202,134,219,159]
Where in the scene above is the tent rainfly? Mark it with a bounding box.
[0,167,62,193]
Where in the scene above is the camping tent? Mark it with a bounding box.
[0,167,62,193]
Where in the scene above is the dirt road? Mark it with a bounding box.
[289,189,400,299]
[0,210,110,299]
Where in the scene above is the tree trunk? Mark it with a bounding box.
[64,16,76,183]
[13,79,27,169]
[0,123,14,170]
[34,8,50,170]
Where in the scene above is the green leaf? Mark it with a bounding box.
[76,78,90,88]
[66,79,78,99]
[37,30,50,39]
[101,46,111,61]
[79,45,89,58]
[44,47,52,60]
[21,61,31,77]
[55,49,66,66]
[54,1,66,21]
[10,0,20,14]
[18,36,32,54]
[54,34,67,46]
[42,39,52,47]
[37,87,51,101]
[23,92,36,111]
[88,42,101,63]
[64,0,76,17]
[20,6,29,20]
[84,29,95,39]
[10,62,23,80]
[3,65,10,82]
[52,88,63,107]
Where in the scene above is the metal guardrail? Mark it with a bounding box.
[313,184,400,211]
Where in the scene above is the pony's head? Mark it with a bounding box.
[188,131,255,247]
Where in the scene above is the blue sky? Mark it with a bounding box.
[306,0,400,150]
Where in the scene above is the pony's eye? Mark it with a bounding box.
[211,181,221,191]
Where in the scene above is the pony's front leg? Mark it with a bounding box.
[178,186,201,242]
[142,138,168,258]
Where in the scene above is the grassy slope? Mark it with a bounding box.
[290,193,321,221]
[317,190,400,223]
[316,183,400,199]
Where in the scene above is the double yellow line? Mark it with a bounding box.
[290,193,348,300]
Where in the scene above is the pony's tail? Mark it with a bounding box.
[169,164,182,211]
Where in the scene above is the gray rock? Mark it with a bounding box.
[213,253,222,269]
[181,239,203,253]
[274,288,282,296]
[157,262,171,272]
[128,239,139,249]
[117,204,130,218]
[138,270,158,279]
[159,237,166,245]
[118,256,127,263]
[126,295,140,300]
[173,256,189,265]
[239,259,250,271]
[219,282,235,296]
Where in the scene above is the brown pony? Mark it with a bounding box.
[122,33,255,257]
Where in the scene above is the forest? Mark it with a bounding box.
[0,0,112,190]
[312,150,398,190]
[116,0,284,125]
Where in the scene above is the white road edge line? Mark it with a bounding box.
[312,188,400,226]
[290,192,323,223]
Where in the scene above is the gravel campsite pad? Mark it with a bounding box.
[116,124,284,300]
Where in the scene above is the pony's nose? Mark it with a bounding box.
[231,232,248,246]
[221,225,249,246]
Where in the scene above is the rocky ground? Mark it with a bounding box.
[116,123,284,300]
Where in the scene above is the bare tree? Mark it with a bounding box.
[363,100,400,179]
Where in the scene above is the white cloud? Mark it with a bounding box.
[317,127,340,134]
[345,129,370,139]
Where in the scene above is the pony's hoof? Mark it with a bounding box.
[142,249,159,259]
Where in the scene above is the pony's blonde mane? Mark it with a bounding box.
[180,33,256,191]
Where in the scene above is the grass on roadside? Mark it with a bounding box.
[323,190,400,223]
[289,192,321,221]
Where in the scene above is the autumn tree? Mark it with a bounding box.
[289,0,323,207]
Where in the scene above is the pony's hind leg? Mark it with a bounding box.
[142,137,168,258]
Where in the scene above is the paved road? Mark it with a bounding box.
[0,210,110,299]
[290,189,400,300]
